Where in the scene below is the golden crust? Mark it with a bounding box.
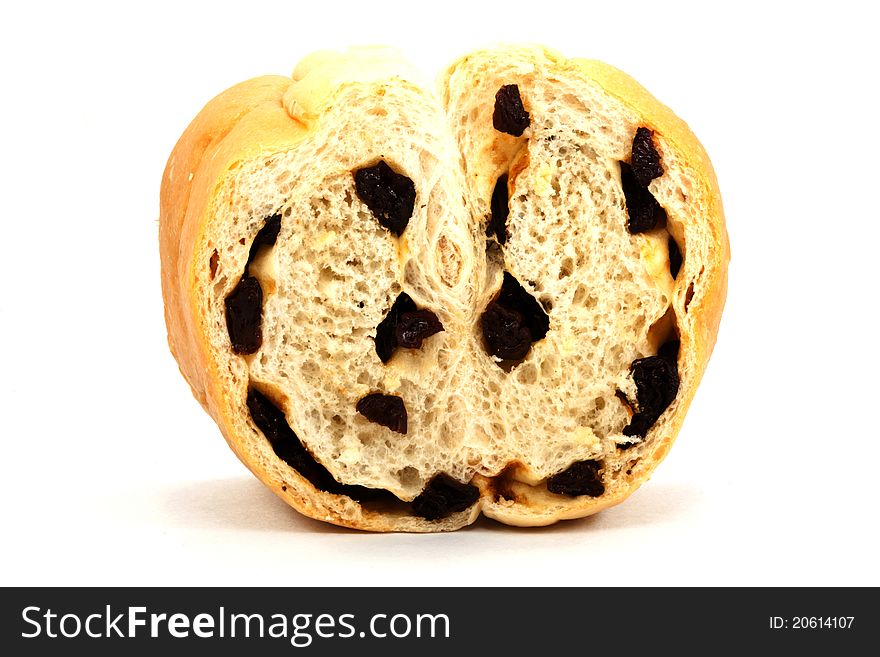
[160,76,294,409]
[160,48,728,532]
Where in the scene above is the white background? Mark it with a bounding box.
[2,0,878,586]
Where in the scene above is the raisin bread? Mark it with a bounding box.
[159,44,728,532]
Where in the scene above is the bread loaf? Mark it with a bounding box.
[159,44,728,531]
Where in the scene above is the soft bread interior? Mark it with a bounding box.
[188,46,722,527]
[200,71,483,501]
[441,46,720,523]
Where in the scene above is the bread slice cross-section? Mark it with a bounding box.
[160,45,728,532]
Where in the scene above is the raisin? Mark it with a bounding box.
[375,293,417,363]
[547,460,605,497]
[489,173,510,244]
[411,473,480,520]
[631,127,664,187]
[247,387,335,491]
[620,161,666,233]
[356,393,407,434]
[481,272,550,363]
[247,387,395,502]
[493,84,530,136]
[342,484,401,503]
[658,339,680,365]
[224,214,283,354]
[375,294,443,362]
[497,272,549,340]
[224,214,282,354]
[353,160,416,236]
[246,213,282,270]
[225,275,263,354]
[395,309,444,349]
[668,235,683,279]
[622,344,680,439]
[481,302,532,361]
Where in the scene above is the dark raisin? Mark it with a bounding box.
[335,483,399,503]
[658,339,680,365]
[225,275,263,354]
[374,292,417,363]
[631,127,664,187]
[247,388,395,502]
[395,309,444,349]
[247,387,335,491]
[246,213,282,271]
[481,302,532,361]
[620,161,666,234]
[411,473,480,520]
[356,393,407,434]
[375,294,442,361]
[480,272,550,363]
[497,272,549,340]
[668,235,683,279]
[353,160,416,236]
[225,214,282,354]
[493,84,530,136]
[622,346,680,439]
[489,173,510,244]
[547,460,605,497]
